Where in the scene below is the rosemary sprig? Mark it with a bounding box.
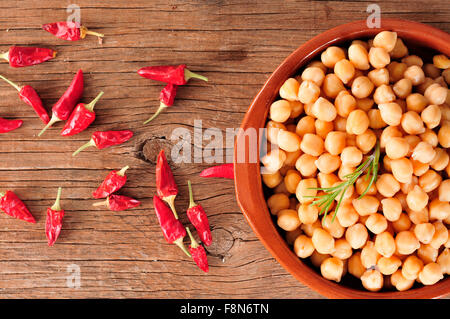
[308,141,380,222]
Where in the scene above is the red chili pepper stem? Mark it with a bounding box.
[72,138,95,156]
[85,91,104,112]
[117,165,129,176]
[0,74,21,91]
[92,197,110,208]
[51,187,62,211]
[184,69,208,83]
[186,227,199,249]
[163,194,178,220]
[143,102,168,124]
[38,113,62,137]
[187,180,197,209]
[80,26,104,38]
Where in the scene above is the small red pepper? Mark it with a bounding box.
[143,83,177,124]
[42,21,104,41]
[186,227,209,273]
[0,75,49,124]
[0,190,35,223]
[92,165,129,199]
[38,69,84,136]
[137,65,208,85]
[0,46,56,67]
[46,187,64,246]
[153,195,190,257]
[93,194,140,211]
[156,150,179,219]
[199,163,234,179]
[186,180,212,246]
[60,91,104,136]
[0,118,23,133]
[72,130,133,156]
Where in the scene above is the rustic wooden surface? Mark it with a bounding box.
[0,0,448,299]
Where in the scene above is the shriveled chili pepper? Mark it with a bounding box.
[0,75,49,124]
[0,190,35,223]
[92,165,129,199]
[143,83,177,124]
[60,91,104,136]
[186,227,209,273]
[199,163,234,179]
[137,65,208,85]
[186,180,212,246]
[0,46,56,67]
[46,187,64,247]
[153,195,190,257]
[72,130,133,156]
[156,149,179,219]
[38,69,84,136]
[0,118,23,133]
[42,21,104,41]
[93,194,140,211]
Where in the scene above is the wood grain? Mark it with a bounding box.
[0,0,448,298]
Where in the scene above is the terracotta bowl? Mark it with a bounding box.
[234,19,450,299]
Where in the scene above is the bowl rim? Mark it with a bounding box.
[234,18,450,299]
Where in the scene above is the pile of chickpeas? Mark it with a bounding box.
[263,30,450,292]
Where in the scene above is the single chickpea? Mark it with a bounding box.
[376,173,401,197]
[392,213,412,234]
[285,227,302,245]
[355,174,377,196]
[378,256,402,275]
[311,97,337,122]
[380,126,402,148]
[390,38,409,59]
[331,239,352,260]
[279,78,300,101]
[267,121,286,144]
[391,157,413,184]
[351,76,375,99]
[340,146,363,167]
[315,119,334,140]
[314,153,341,174]
[388,62,408,83]
[401,255,424,280]
[298,80,321,104]
[320,257,344,282]
[403,65,425,85]
[323,74,345,99]
[418,243,439,264]
[334,115,348,132]
[406,185,429,212]
[300,133,324,157]
[423,63,441,78]
[262,171,283,188]
[361,241,381,268]
[378,103,403,127]
[437,249,450,275]
[430,221,449,249]
[385,137,409,159]
[312,228,335,254]
[375,231,396,257]
[317,172,339,189]
[346,223,368,249]
[401,111,425,135]
[417,77,435,94]
[288,101,304,118]
[393,78,413,99]
[391,270,415,291]
[298,204,319,225]
[433,54,450,69]
[400,175,419,195]
[267,193,290,215]
[404,135,421,157]
[443,68,450,84]
[295,153,318,177]
[346,109,370,135]
[277,130,302,153]
[296,115,315,137]
[324,131,347,155]
[356,129,377,154]
[334,59,355,84]
[322,214,345,238]
[430,148,449,171]
[284,149,302,167]
[356,97,374,112]
[361,269,383,292]
[336,203,359,227]
[261,149,287,173]
[407,206,429,225]
[334,91,357,118]
[296,178,318,204]
[369,47,390,69]
[277,209,301,231]
[419,170,442,193]
[414,223,436,244]
[411,141,435,164]
[395,231,420,255]
[310,251,331,269]
[374,84,396,104]
[412,159,429,177]
[406,93,428,113]
[438,123,450,148]
[348,43,370,70]
[373,31,397,52]
[294,235,315,258]
[438,180,450,202]
[420,129,439,147]
[368,68,389,87]
[284,170,302,193]
[301,66,326,86]
[269,100,291,123]
[418,263,444,285]
[321,46,346,68]
[424,83,448,105]
[402,55,424,67]
[366,213,388,235]
[368,109,387,129]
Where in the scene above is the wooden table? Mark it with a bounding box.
[0,0,448,299]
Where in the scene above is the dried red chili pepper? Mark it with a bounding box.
[137,65,208,85]
[186,180,212,246]
[0,118,23,133]
[0,190,35,223]
[156,149,179,219]
[42,21,104,41]
[186,227,209,273]
[38,69,84,136]
[92,166,129,199]
[199,163,234,179]
[93,195,140,211]
[60,91,104,136]
[153,195,190,257]
[0,75,49,124]
[72,130,133,156]
[46,187,64,246]
[0,46,56,67]
[143,83,177,124]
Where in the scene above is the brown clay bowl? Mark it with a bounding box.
[234,19,450,299]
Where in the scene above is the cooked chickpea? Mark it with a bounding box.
[277,130,302,153]
[369,47,390,69]
[401,255,424,280]
[288,101,304,119]
[334,91,357,118]
[375,231,396,257]
[406,93,428,113]
[310,251,330,268]
[385,137,409,159]
[438,180,450,202]
[420,129,439,147]
[261,149,286,173]
[340,146,363,168]
[401,111,425,135]
[355,174,377,196]
[391,270,415,291]
[373,31,397,52]
[378,103,403,127]
[403,65,425,85]
[298,203,319,225]
[374,84,396,104]
[298,80,321,104]
[323,74,345,99]
[407,206,429,225]
[356,129,377,154]
[334,203,359,229]
[334,115,347,132]
[368,68,389,87]
[361,241,381,268]
[414,223,435,244]
[346,223,368,249]
[262,171,283,188]
[351,76,375,99]
[411,141,435,164]
[378,256,402,275]
[437,249,450,275]
[424,83,448,105]
[284,170,302,193]
[269,100,291,123]
[390,38,409,59]
[300,133,324,157]
[266,121,286,144]
[417,77,435,94]
[295,115,315,137]
[430,221,449,249]
[348,43,370,70]
[331,239,352,260]
[274,181,290,195]
[419,170,442,193]
[277,209,301,231]
[285,227,302,245]
[296,178,318,204]
[295,154,318,177]
[406,185,429,212]
[393,78,413,99]
[312,228,335,254]
[334,59,355,84]
[346,110,370,135]
[366,213,388,235]
[380,126,402,148]
[284,149,302,167]
[392,213,412,233]
[430,148,449,171]
[412,159,429,177]
[395,231,420,255]
[311,97,337,122]
[321,257,344,282]
[388,62,407,83]
[317,172,339,189]
[321,214,345,238]
[418,243,439,264]
[423,63,441,78]
[368,109,387,129]
[361,269,383,292]
[418,263,444,285]
[315,119,334,140]
[294,235,315,258]
[391,157,413,184]
[323,131,347,156]
[321,46,346,68]
[314,153,341,174]
[301,66,326,87]
[267,193,290,215]
[433,54,450,69]
[438,123,450,148]
[402,55,423,67]
[376,173,401,197]
[279,78,300,101]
